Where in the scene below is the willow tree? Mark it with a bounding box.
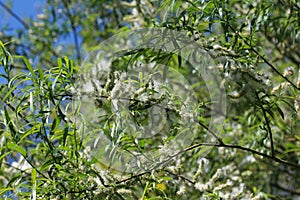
[0,0,299,199]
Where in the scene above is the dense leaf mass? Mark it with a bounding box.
[0,0,299,199]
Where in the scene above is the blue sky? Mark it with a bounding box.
[0,0,46,84]
[1,0,46,30]
[0,0,82,55]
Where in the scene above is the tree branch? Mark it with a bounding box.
[255,92,275,157]
[184,142,300,169]
[62,0,82,62]
[271,183,300,195]
[116,141,300,184]
[0,1,60,59]
[0,1,29,29]
[227,23,299,90]
[164,169,195,184]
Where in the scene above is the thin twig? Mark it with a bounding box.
[255,92,275,157]
[271,183,300,195]
[116,171,150,184]
[0,1,29,29]
[116,141,300,184]
[198,121,224,145]
[164,169,195,184]
[227,23,299,90]
[184,143,300,169]
[62,0,81,62]
[0,1,60,58]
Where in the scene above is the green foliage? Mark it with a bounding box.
[1,0,300,199]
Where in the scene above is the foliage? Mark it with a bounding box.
[0,0,300,199]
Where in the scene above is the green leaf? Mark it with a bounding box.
[39,159,55,171]
[32,168,37,185]
[3,107,17,138]
[57,57,63,68]
[30,176,38,198]
[50,116,60,136]
[7,143,27,157]
[139,139,145,149]
[0,188,14,195]
[15,55,37,81]
[265,109,275,119]
[20,126,39,142]
[2,77,28,103]
[0,152,10,162]
[275,104,284,120]
[63,125,69,146]
[177,53,182,68]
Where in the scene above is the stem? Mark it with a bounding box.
[255,92,275,157]
[0,1,60,59]
[227,23,299,90]
[116,141,300,184]
[0,1,29,29]
[62,0,81,62]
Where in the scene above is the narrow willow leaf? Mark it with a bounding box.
[139,71,143,86]
[4,107,17,137]
[139,139,145,149]
[39,159,55,171]
[0,152,10,162]
[32,168,37,185]
[0,41,11,66]
[63,56,69,70]
[67,58,74,74]
[16,55,36,81]
[20,126,39,142]
[63,125,69,146]
[30,92,34,113]
[0,188,14,195]
[156,0,171,13]
[2,78,27,103]
[37,65,44,80]
[177,53,182,68]
[32,168,37,200]
[51,68,62,93]
[50,116,60,136]
[57,57,63,68]
[275,104,285,120]
[7,143,27,157]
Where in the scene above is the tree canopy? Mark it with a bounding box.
[0,0,300,199]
